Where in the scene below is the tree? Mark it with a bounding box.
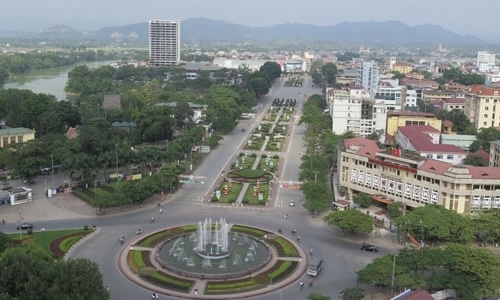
[247,77,270,97]
[387,201,404,218]
[324,209,373,234]
[391,71,406,81]
[394,205,474,244]
[339,287,364,300]
[0,231,9,254]
[463,154,488,166]
[259,61,282,82]
[322,63,338,86]
[470,127,500,152]
[353,193,372,208]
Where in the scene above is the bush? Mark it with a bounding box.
[27,229,33,235]
[84,225,89,231]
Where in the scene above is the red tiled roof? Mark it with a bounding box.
[65,127,78,139]
[401,78,438,87]
[468,166,500,179]
[399,125,465,154]
[467,85,500,96]
[418,159,452,175]
[344,137,380,159]
[442,97,465,104]
[442,120,453,127]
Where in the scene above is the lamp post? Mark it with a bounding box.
[390,227,398,297]
[51,154,54,186]
[17,212,23,242]
[114,144,119,187]
[419,221,424,248]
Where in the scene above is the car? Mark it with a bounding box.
[16,223,33,230]
[360,244,378,252]
[1,181,12,190]
[241,128,246,132]
[289,200,295,207]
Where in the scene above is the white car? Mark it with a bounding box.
[289,200,295,207]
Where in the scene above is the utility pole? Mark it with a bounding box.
[115,144,119,187]
[51,154,54,186]
[313,171,319,184]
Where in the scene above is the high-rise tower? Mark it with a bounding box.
[149,19,180,66]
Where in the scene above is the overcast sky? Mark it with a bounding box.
[2,0,498,39]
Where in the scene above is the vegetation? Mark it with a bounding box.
[324,209,374,234]
[357,244,500,299]
[353,193,372,208]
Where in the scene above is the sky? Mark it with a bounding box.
[1,0,499,40]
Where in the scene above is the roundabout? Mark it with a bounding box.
[118,219,308,299]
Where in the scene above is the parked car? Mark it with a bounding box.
[1,181,12,190]
[289,200,295,207]
[17,223,34,230]
[360,244,378,252]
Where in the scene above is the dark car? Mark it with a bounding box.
[17,223,33,230]
[361,244,378,252]
[1,181,12,190]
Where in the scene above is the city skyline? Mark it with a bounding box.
[1,0,499,40]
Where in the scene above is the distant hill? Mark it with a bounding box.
[91,18,485,45]
[4,17,488,45]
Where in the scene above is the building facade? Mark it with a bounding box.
[356,61,380,99]
[464,85,500,130]
[0,128,35,148]
[477,51,496,72]
[490,140,500,167]
[149,19,180,66]
[386,112,442,136]
[339,137,500,213]
[326,88,387,138]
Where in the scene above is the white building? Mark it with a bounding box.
[405,89,418,108]
[356,61,380,99]
[149,20,180,66]
[326,87,387,139]
[477,51,496,72]
[485,71,500,86]
[396,125,466,165]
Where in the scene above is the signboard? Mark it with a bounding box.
[201,146,210,153]
[216,190,221,200]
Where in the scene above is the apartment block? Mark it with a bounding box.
[464,85,500,130]
[477,51,496,72]
[326,88,387,138]
[490,140,500,167]
[339,137,500,213]
[149,19,180,66]
[356,61,380,98]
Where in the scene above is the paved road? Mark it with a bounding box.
[0,76,396,300]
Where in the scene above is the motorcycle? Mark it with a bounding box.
[119,236,125,245]
[136,229,142,235]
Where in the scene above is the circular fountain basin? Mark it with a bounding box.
[157,231,270,277]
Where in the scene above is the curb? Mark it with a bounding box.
[64,227,101,261]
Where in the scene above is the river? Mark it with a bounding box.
[3,60,116,101]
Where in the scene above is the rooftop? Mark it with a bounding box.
[344,137,380,159]
[399,125,465,154]
[0,127,34,136]
[388,111,435,118]
[467,85,500,96]
[442,97,465,104]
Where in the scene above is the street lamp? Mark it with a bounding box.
[114,144,119,187]
[390,227,398,297]
[51,154,54,187]
[419,221,425,248]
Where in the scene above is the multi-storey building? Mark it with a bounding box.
[490,140,500,167]
[464,85,500,130]
[0,128,35,148]
[336,69,357,86]
[422,90,466,103]
[386,112,442,136]
[326,88,387,138]
[339,137,500,213]
[149,19,180,66]
[396,125,466,165]
[477,51,496,72]
[391,61,413,74]
[356,61,380,99]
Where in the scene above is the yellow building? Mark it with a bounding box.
[391,62,413,75]
[464,85,500,130]
[339,137,500,213]
[0,128,35,148]
[386,112,442,136]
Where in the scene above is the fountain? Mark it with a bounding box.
[158,218,270,277]
[195,218,231,259]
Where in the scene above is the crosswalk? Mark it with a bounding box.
[172,197,305,212]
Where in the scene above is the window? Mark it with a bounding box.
[437,154,443,159]
[426,154,433,158]
[447,154,453,160]
[484,114,488,118]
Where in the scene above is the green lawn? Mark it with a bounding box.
[242,183,269,205]
[9,228,90,257]
[213,182,243,203]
